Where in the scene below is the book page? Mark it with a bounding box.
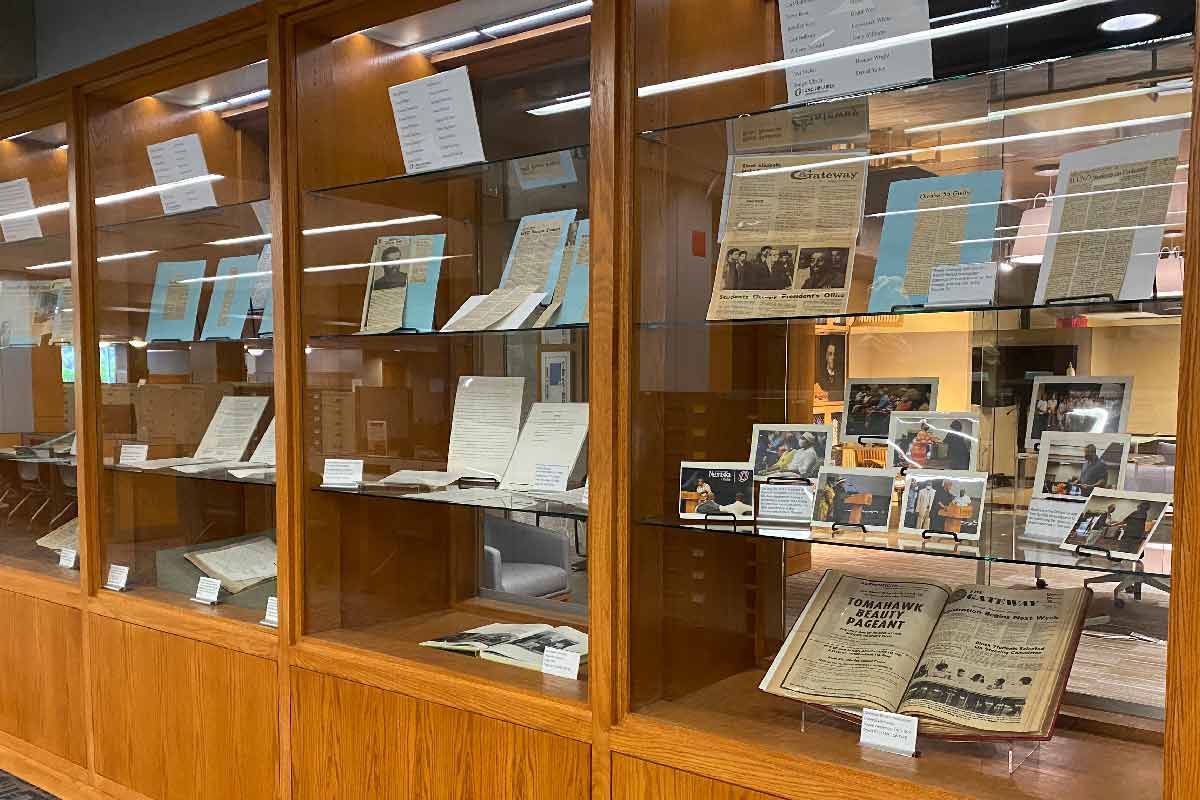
[249,418,276,465]
[898,585,1089,735]
[36,518,79,552]
[441,288,531,332]
[420,623,552,653]
[193,396,270,462]
[760,570,950,713]
[500,210,577,293]
[445,376,524,480]
[481,626,588,668]
[499,402,588,490]
[146,133,217,214]
[185,536,277,592]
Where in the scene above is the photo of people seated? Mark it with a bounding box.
[678,463,755,519]
[1060,490,1171,559]
[1035,434,1129,498]
[900,472,988,538]
[751,426,832,480]
[812,468,897,531]
[1028,378,1130,441]
[844,379,937,439]
[889,413,979,470]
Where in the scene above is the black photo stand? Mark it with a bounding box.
[1046,292,1116,305]
[701,511,738,531]
[830,522,867,536]
[921,528,964,543]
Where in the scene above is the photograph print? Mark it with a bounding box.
[750,424,835,481]
[887,412,980,471]
[796,247,851,291]
[815,332,847,402]
[843,378,939,441]
[719,243,801,291]
[811,466,899,532]
[1059,488,1171,560]
[679,461,755,519]
[1033,432,1130,499]
[1025,375,1134,445]
[899,470,989,540]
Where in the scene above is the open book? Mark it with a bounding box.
[760,570,1090,740]
[421,623,589,672]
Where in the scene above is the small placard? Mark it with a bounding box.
[104,564,130,592]
[757,483,815,522]
[542,647,582,680]
[58,548,78,569]
[927,262,997,308]
[119,443,149,465]
[260,596,280,629]
[859,708,919,757]
[322,458,364,487]
[191,576,222,606]
[533,463,570,491]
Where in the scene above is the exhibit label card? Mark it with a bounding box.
[859,708,918,757]
[534,463,571,491]
[778,0,932,104]
[322,458,364,487]
[389,66,486,175]
[194,396,271,462]
[104,564,130,592]
[542,647,582,680]
[926,262,998,308]
[119,443,149,465]
[146,261,206,342]
[512,151,577,190]
[501,402,589,490]
[0,177,43,242]
[191,576,222,606]
[201,254,259,340]
[146,133,218,215]
[499,209,578,296]
[540,351,571,403]
[867,171,1004,312]
[58,548,78,569]
[1035,131,1182,304]
[757,482,815,522]
[1021,497,1086,545]
[261,596,279,629]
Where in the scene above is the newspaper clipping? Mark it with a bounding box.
[359,236,440,334]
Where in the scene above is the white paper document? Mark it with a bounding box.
[322,458,364,487]
[36,518,79,552]
[249,418,276,465]
[119,443,149,465]
[512,151,577,190]
[859,709,919,757]
[757,483,815,522]
[193,396,271,462]
[0,177,43,242]
[146,133,218,215]
[388,66,486,175]
[185,536,277,594]
[441,290,544,332]
[778,0,932,104]
[1022,498,1086,545]
[500,402,588,490]
[926,262,998,307]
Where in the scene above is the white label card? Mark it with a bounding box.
[757,483,815,522]
[927,262,998,307]
[542,647,582,680]
[322,458,364,487]
[261,596,280,629]
[1022,497,1086,545]
[388,66,485,175]
[104,564,130,592]
[192,576,222,605]
[119,443,149,465]
[859,708,919,757]
[0,177,43,242]
[58,548,78,569]
[145,133,218,215]
[533,463,571,492]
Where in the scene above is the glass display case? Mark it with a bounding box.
[0,105,77,582]
[628,0,1190,795]
[294,0,592,696]
[89,43,278,623]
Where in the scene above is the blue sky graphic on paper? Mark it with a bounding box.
[868,171,1003,313]
[201,254,259,340]
[146,260,206,342]
[499,209,578,296]
[554,220,589,326]
[405,234,447,332]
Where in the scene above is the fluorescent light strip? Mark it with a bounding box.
[25,260,72,271]
[304,255,459,274]
[957,223,1181,245]
[3,131,33,141]
[97,250,158,263]
[929,6,995,24]
[480,1,592,36]
[199,89,270,113]
[179,270,272,285]
[903,83,1188,134]
[864,181,1187,219]
[407,31,483,54]
[208,233,272,246]
[302,214,440,236]
[735,112,1192,177]
[529,0,1113,115]
[0,201,69,223]
[95,174,223,206]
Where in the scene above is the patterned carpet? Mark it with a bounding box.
[0,773,56,799]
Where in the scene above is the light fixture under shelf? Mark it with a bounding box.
[1098,12,1161,32]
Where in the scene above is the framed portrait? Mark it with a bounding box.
[678,462,754,520]
[1059,488,1172,561]
[898,470,989,540]
[750,424,835,481]
[811,466,899,532]
[1025,375,1134,446]
[1033,432,1131,499]
[887,412,980,471]
[814,333,848,402]
[842,378,939,442]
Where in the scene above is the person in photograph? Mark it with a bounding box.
[773,249,797,289]
[693,476,721,515]
[931,662,951,679]
[746,246,777,290]
[815,478,837,521]
[723,248,750,290]
[915,481,936,530]
[952,489,974,509]
[816,338,845,401]
[933,479,956,519]
[801,250,838,289]
[1116,500,1153,554]
[1084,503,1118,547]
[945,419,972,469]
[720,492,753,518]
[371,245,408,290]
[1078,443,1112,492]
[906,423,938,467]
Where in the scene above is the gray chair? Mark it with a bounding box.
[482,516,569,599]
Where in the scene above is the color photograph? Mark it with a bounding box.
[750,424,835,481]
[679,462,755,519]
[1059,489,1172,560]
[811,466,898,532]
[887,412,980,471]
[1025,376,1133,445]
[843,378,939,441]
[899,470,989,540]
[1033,432,1130,498]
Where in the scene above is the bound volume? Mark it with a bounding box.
[761,570,1090,740]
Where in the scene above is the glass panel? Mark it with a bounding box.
[296,0,592,699]
[91,54,277,624]
[0,117,77,582]
[630,5,1187,793]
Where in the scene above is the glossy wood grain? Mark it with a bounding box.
[613,754,786,800]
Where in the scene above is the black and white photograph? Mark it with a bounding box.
[1025,375,1134,445]
[898,470,989,540]
[1033,432,1130,498]
[719,243,800,291]
[887,412,980,471]
[679,461,754,519]
[795,247,851,290]
[811,466,898,532]
[815,332,847,402]
[843,378,939,441]
[750,424,834,481]
[1059,488,1171,560]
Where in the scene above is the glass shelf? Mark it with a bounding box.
[316,481,588,520]
[105,463,276,487]
[95,197,270,253]
[0,231,71,269]
[308,322,588,343]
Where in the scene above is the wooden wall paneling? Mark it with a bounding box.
[613,753,784,800]
[1163,13,1200,799]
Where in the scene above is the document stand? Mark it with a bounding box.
[830,522,867,536]
[921,528,964,542]
[701,511,737,531]
[763,476,813,485]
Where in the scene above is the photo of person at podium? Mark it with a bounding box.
[811,466,898,532]
[899,470,989,540]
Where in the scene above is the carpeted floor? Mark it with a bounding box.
[0,773,56,799]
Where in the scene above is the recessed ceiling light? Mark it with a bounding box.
[1034,164,1060,177]
[1098,13,1160,33]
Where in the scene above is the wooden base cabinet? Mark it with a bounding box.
[290,669,590,800]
